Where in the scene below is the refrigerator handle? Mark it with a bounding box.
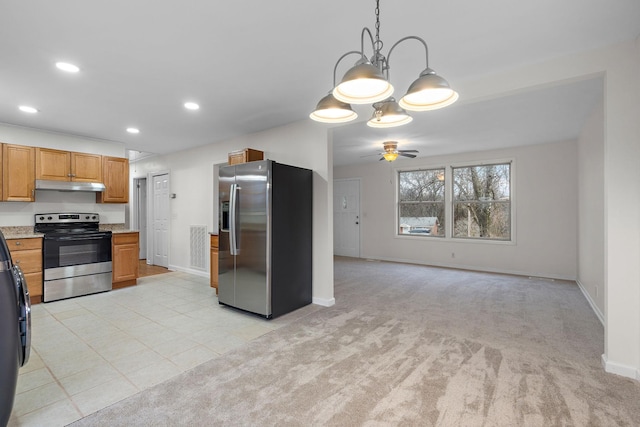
[229,183,239,255]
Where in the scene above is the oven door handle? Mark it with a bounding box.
[46,234,111,241]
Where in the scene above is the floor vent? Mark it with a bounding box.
[190,225,208,270]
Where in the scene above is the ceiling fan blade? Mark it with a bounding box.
[398,150,419,153]
[400,153,417,158]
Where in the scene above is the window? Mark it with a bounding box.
[398,169,445,237]
[452,163,511,240]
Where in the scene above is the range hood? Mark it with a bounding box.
[35,180,106,192]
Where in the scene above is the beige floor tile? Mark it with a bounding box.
[92,336,149,361]
[202,333,248,354]
[7,399,82,427]
[44,350,105,380]
[125,359,182,389]
[11,382,67,417]
[110,347,165,374]
[169,344,219,371]
[71,376,138,416]
[51,307,92,321]
[150,336,200,358]
[58,363,123,396]
[16,367,55,394]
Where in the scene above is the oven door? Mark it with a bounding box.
[43,232,112,269]
[43,233,113,302]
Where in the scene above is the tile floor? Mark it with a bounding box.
[8,271,291,426]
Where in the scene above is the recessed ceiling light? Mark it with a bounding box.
[19,105,39,113]
[55,62,80,73]
[126,127,140,134]
[184,102,200,110]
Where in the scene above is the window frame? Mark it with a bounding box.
[451,161,513,241]
[395,158,516,244]
[397,167,446,238]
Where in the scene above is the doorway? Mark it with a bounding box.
[333,178,361,257]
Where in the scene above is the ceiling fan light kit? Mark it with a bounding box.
[310,0,458,127]
[379,141,418,162]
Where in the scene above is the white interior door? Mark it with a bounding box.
[152,173,170,267]
[333,178,360,257]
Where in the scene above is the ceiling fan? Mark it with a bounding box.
[378,141,418,162]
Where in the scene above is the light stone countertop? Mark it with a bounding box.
[0,226,44,239]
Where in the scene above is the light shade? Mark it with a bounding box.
[333,60,394,104]
[383,152,399,162]
[367,98,413,128]
[310,93,358,123]
[399,68,459,111]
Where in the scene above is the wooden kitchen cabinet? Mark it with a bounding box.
[228,148,263,165]
[97,156,129,204]
[210,234,218,293]
[35,148,102,182]
[6,237,43,304]
[112,232,139,288]
[2,144,35,202]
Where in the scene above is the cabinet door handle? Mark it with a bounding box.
[15,241,21,246]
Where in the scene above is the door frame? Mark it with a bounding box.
[333,178,361,258]
[132,177,147,260]
[149,170,171,267]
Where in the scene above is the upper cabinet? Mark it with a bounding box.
[2,144,35,202]
[35,148,102,182]
[97,156,129,204]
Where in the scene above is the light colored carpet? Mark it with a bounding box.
[71,257,640,426]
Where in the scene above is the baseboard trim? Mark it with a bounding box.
[358,255,576,281]
[576,279,604,326]
[168,264,208,278]
[313,297,335,307]
[601,354,640,380]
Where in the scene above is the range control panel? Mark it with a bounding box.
[35,213,100,224]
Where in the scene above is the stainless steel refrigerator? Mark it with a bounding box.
[218,160,312,318]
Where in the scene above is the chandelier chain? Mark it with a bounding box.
[374,0,383,57]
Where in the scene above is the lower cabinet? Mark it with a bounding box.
[6,237,43,304]
[112,232,139,289]
[210,234,218,293]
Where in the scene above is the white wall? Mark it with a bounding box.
[577,98,605,321]
[334,140,578,280]
[130,121,335,306]
[0,123,126,225]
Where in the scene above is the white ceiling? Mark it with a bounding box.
[1,1,638,166]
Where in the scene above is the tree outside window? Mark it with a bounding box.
[452,163,511,240]
[398,169,445,237]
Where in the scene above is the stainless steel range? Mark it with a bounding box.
[35,213,112,302]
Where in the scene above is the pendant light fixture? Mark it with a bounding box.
[367,98,412,128]
[310,0,458,127]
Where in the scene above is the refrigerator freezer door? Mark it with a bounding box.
[218,165,235,306]
[234,161,270,316]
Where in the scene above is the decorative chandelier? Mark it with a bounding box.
[310,0,458,128]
